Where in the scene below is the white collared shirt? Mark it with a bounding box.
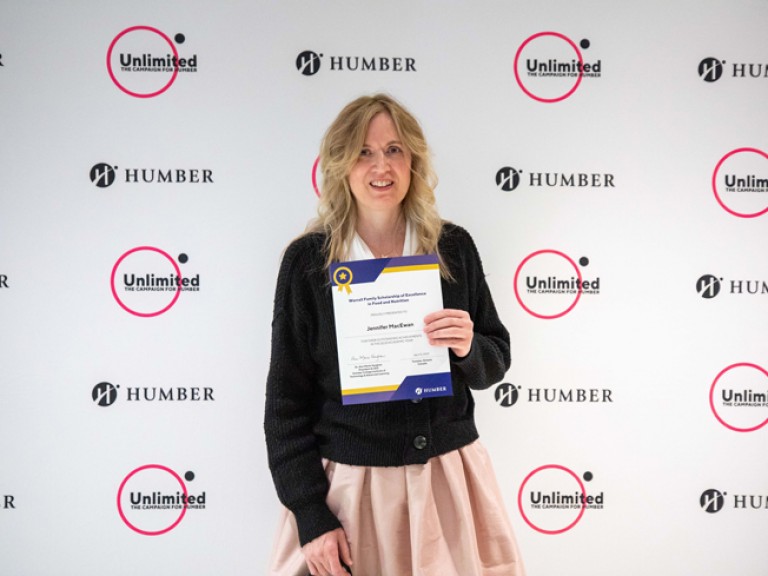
[350,219,417,261]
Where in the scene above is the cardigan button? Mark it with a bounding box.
[413,435,428,450]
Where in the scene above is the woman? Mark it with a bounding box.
[265,94,525,576]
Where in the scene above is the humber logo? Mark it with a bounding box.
[495,383,520,407]
[295,50,416,76]
[91,163,117,188]
[700,489,725,513]
[496,167,522,191]
[696,275,721,299]
[296,50,321,76]
[698,58,724,82]
[93,382,118,407]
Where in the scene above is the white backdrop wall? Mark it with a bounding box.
[1,1,767,574]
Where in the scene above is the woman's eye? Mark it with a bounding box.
[387,146,403,155]
[360,149,372,157]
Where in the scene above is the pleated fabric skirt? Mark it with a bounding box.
[269,441,526,576]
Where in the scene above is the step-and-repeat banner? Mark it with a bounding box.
[1,1,766,574]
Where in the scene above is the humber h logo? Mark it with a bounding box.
[91,163,116,188]
[93,382,118,407]
[698,58,724,82]
[296,51,321,76]
[496,167,521,191]
[696,275,721,299]
[495,383,520,407]
[700,489,725,513]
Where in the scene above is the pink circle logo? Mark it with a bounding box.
[709,363,768,432]
[514,32,590,103]
[110,246,183,317]
[107,26,180,98]
[117,464,188,536]
[517,464,590,535]
[712,148,768,218]
[311,155,322,197]
[514,250,589,319]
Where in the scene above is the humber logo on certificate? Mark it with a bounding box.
[330,254,453,405]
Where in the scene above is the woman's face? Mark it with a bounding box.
[347,112,412,217]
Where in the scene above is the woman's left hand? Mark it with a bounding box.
[423,309,473,358]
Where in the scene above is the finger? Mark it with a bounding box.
[424,320,473,341]
[423,308,468,324]
[338,529,353,567]
[321,533,345,576]
[423,310,471,327]
[304,534,331,576]
[424,323,472,341]
[427,331,470,345]
[425,316,472,330]
[427,325,473,357]
[426,326,469,341]
[312,557,329,576]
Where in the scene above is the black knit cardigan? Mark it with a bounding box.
[264,223,511,546]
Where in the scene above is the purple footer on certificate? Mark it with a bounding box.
[341,372,453,405]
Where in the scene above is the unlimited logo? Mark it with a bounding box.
[110,247,200,317]
[107,26,198,98]
[514,250,600,319]
[117,465,206,535]
[311,156,322,197]
[709,363,768,432]
[517,465,603,534]
[514,32,602,103]
[712,148,768,218]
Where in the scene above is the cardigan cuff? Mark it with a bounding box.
[449,340,478,369]
[293,500,343,547]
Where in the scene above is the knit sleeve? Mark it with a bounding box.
[263,236,342,546]
[445,225,511,389]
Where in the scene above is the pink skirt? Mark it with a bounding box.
[269,441,526,576]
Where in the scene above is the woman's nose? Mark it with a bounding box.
[371,149,389,168]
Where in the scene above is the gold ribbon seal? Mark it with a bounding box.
[333,266,353,294]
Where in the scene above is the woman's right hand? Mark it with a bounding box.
[302,527,353,576]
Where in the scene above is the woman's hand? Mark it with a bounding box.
[423,309,474,358]
[302,527,353,576]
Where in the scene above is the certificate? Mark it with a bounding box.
[330,254,452,405]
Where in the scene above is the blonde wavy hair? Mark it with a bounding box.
[307,94,451,279]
